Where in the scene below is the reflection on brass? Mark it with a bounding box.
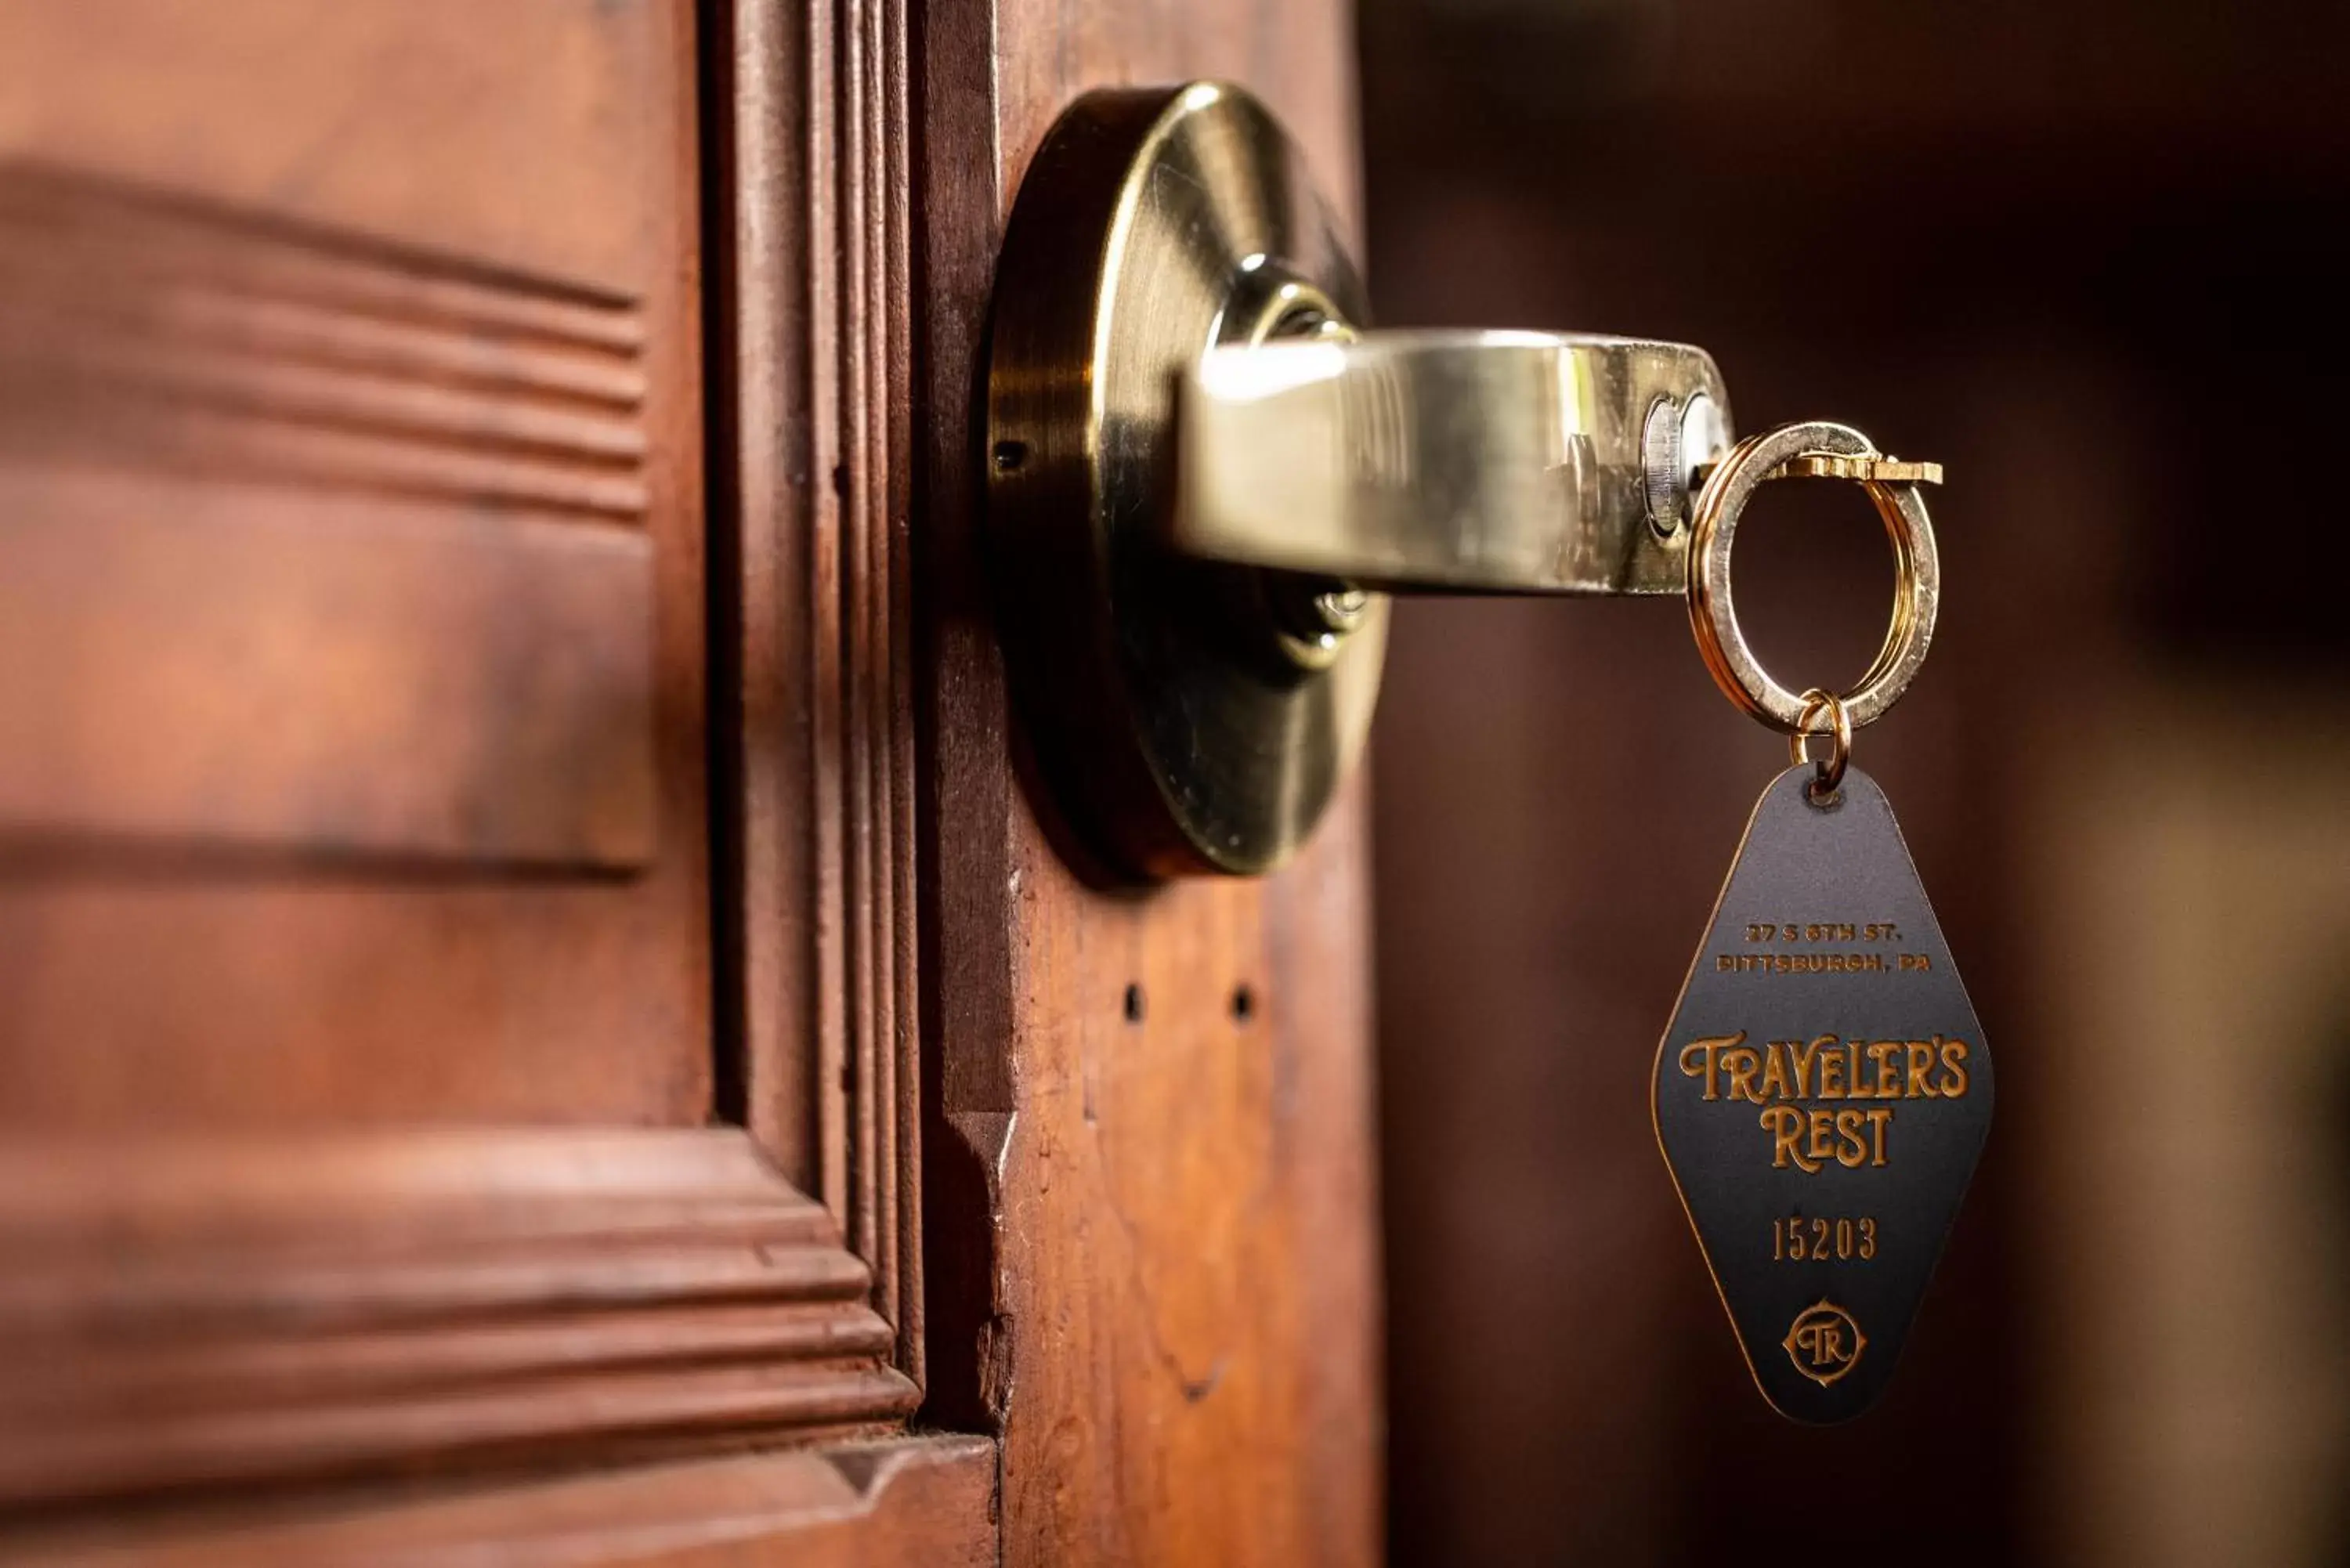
[1789,687,1852,799]
[1687,421,1943,735]
[985,81,1740,878]
[1177,331,1731,593]
[985,82,1385,877]
[1773,454,1943,485]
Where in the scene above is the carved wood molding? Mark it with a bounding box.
[9,1437,993,1567]
[0,162,650,521]
[0,0,935,1525]
[0,1127,918,1508]
[711,0,920,1382]
[0,162,662,869]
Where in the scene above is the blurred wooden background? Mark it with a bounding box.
[1361,1,2350,1563]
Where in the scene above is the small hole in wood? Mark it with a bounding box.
[1123,982,1145,1024]
[1231,984,1255,1023]
[993,439,1029,472]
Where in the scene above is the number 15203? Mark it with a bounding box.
[1773,1215,1877,1261]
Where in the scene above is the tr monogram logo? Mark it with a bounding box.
[1782,1299,1867,1387]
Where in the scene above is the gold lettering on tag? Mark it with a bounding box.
[1676,1028,1973,1172]
[1783,1300,1867,1386]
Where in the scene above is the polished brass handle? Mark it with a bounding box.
[985,82,1745,880]
[1177,331,1727,594]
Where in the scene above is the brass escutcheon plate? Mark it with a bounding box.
[985,82,1385,879]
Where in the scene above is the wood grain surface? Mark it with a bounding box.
[0,0,712,1128]
[918,2,1382,1563]
[8,1439,995,1567]
[710,0,921,1375]
[0,0,1376,1559]
[0,1128,917,1508]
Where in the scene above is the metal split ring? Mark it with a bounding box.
[1789,687,1852,799]
[1686,421,1941,735]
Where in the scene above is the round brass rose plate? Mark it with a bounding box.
[985,82,1386,880]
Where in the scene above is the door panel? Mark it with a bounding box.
[0,0,935,1549]
[0,0,710,1127]
[0,0,1376,1559]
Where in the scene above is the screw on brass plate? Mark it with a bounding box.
[1646,393,1729,538]
[1306,584,1370,636]
[1267,574,1371,668]
[1643,397,1687,537]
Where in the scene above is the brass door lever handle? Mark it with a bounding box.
[1177,331,1726,596]
[984,81,1916,881]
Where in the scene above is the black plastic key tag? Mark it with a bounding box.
[1658,422,1990,1422]
[1653,762,1991,1422]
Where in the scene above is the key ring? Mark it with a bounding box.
[1789,687,1851,800]
[1686,420,1941,735]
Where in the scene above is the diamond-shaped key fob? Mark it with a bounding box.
[1653,764,1993,1422]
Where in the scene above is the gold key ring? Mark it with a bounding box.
[1686,421,1942,735]
[1789,687,1852,799]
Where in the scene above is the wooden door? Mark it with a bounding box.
[0,2,1377,1563]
